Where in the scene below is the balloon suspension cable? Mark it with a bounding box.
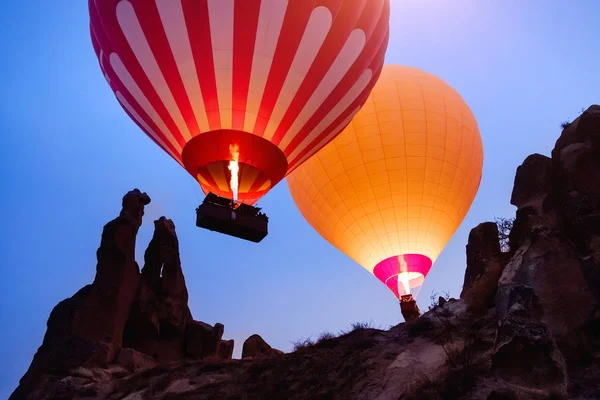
[228,144,240,206]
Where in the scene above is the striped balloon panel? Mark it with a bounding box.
[89,0,390,201]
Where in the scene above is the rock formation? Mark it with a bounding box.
[461,222,507,311]
[185,321,225,360]
[123,216,191,363]
[11,190,234,400]
[10,105,600,400]
[499,106,599,349]
[241,334,283,360]
[71,189,151,352]
[491,285,567,394]
[218,339,235,360]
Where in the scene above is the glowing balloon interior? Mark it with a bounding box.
[90,0,390,205]
[287,65,484,299]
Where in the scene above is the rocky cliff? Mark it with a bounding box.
[9,190,240,400]
[10,105,600,400]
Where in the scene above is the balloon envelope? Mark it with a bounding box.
[287,65,484,298]
[90,0,390,204]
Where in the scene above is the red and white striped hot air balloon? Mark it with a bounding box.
[90,0,390,205]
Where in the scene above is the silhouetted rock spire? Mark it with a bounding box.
[11,190,232,400]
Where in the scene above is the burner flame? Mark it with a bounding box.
[228,144,240,203]
[398,256,411,295]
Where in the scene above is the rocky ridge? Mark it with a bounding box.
[11,190,281,400]
[10,105,600,399]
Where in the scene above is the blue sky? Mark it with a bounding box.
[0,0,598,397]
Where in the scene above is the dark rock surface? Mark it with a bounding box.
[510,154,554,212]
[491,285,567,395]
[123,216,191,363]
[10,105,600,399]
[241,334,282,360]
[497,230,596,343]
[115,348,157,373]
[71,189,150,347]
[218,339,235,360]
[185,321,224,359]
[11,190,233,400]
[461,222,506,310]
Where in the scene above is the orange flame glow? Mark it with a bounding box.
[398,256,411,295]
[228,144,240,203]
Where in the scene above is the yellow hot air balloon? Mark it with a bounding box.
[287,65,483,299]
